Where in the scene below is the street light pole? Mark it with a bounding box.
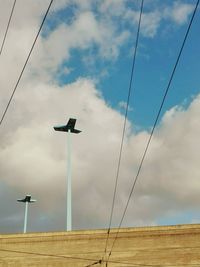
[67,129,72,231]
[24,201,28,233]
[54,118,81,231]
[17,195,36,233]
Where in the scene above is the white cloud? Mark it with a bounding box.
[0,0,199,233]
[125,7,170,38]
[99,0,127,17]
[164,2,194,25]
[0,77,132,229]
[124,9,162,38]
[1,74,200,231]
[124,1,194,38]
[28,9,130,78]
[118,101,133,111]
[141,11,162,38]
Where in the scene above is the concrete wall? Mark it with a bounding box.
[0,224,200,266]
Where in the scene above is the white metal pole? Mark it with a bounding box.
[66,129,72,231]
[24,201,28,233]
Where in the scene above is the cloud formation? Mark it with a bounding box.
[164,2,194,25]
[0,0,199,234]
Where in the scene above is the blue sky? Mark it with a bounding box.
[49,0,200,129]
[0,0,200,233]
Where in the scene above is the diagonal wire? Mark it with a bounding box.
[0,248,136,266]
[102,0,144,263]
[105,0,200,264]
[84,260,102,267]
[0,0,17,55]
[1,248,200,267]
[0,248,150,266]
[0,0,54,127]
[0,248,100,263]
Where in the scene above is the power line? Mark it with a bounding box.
[1,248,200,267]
[0,0,54,127]
[84,260,102,267]
[0,248,132,266]
[0,248,99,263]
[103,0,144,263]
[0,0,16,55]
[0,248,149,266]
[105,0,200,263]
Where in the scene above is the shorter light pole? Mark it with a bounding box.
[17,195,36,233]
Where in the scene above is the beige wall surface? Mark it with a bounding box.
[0,224,200,267]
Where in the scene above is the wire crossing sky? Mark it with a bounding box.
[103,0,144,262]
[106,0,200,260]
[0,0,16,56]
[0,0,53,127]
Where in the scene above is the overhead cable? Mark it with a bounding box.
[84,260,102,267]
[0,0,16,55]
[106,0,200,263]
[0,0,54,127]
[0,248,99,263]
[1,248,200,267]
[0,248,151,266]
[103,0,144,262]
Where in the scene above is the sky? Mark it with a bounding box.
[0,0,200,234]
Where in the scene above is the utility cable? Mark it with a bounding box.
[0,248,99,263]
[0,0,16,55]
[0,248,199,267]
[105,0,200,264]
[103,0,144,263]
[84,260,102,267]
[0,248,161,266]
[0,0,54,127]
[0,248,150,266]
